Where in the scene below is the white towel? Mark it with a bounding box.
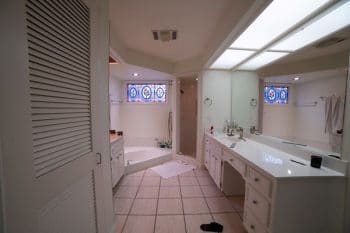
[325,95,344,153]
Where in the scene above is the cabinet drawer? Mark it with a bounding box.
[244,208,267,233]
[246,185,270,226]
[226,153,245,176]
[246,166,272,198]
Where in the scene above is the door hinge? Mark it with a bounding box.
[96,152,102,165]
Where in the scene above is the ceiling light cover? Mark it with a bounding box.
[230,0,330,50]
[271,1,350,51]
[210,49,255,69]
[238,51,289,70]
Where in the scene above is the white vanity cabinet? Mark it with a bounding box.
[110,137,125,187]
[204,135,223,188]
[204,133,346,233]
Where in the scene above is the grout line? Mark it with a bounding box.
[195,174,216,223]
[153,174,161,233]
[178,175,188,233]
[119,169,146,233]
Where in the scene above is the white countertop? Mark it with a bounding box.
[206,132,345,178]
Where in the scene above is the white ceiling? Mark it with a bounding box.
[110,63,174,81]
[264,67,348,84]
[109,0,254,63]
[274,27,350,65]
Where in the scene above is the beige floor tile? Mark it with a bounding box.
[136,186,159,198]
[115,215,127,233]
[179,176,198,186]
[227,196,245,212]
[155,215,186,233]
[159,186,181,198]
[141,177,161,186]
[181,186,203,198]
[182,198,210,214]
[213,213,247,233]
[144,169,161,177]
[161,176,179,186]
[127,170,145,177]
[116,186,138,198]
[122,215,155,233]
[185,214,213,233]
[200,185,224,197]
[114,198,134,214]
[120,176,142,186]
[130,198,157,215]
[157,198,183,215]
[197,177,215,186]
[179,170,195,177]
[194,169,210,177]
[206,197,235,213]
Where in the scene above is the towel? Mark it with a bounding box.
[324,95,344,153]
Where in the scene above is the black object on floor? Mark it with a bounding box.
[200,222,223,232]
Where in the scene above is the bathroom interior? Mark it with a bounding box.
[2,1,350,233]
[108,1,350,232]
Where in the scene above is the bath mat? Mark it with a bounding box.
[151,160,195,178]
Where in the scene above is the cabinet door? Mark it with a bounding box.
[204,148,210,169]
[214,157,222,188]
[209,154,216,179]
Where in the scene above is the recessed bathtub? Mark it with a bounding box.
[124,146,172,174]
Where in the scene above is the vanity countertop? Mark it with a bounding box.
[110,134,122,144]
[206,132,345,178]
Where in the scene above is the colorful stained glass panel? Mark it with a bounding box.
[264,86,288,104]
[127,83,167,103]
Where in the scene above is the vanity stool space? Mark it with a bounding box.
[204,133,346,233]
[110,135,125,187]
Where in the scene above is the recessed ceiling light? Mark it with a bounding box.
[230,0,330,50]
[132,72,140,77]
[238,51,289,70]
[271,1,350,51]
[210,49,255,69]
[294,77,300,81]
[195,78,198,81]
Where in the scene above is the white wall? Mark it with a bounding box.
[231,71,259,130]
[119,81,173,146]
[109,75,122,131]
[202,70,231,131]
[262,85,296,138]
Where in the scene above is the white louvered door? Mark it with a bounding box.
[1,0,107,232]
[26,0,101,232]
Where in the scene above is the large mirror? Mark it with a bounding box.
[260,67,348,157]
[228,23,350,159]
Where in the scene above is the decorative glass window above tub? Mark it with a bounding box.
[264,86,289,104]
[127,83,167,103]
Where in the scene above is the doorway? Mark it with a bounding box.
[179,78,198,157]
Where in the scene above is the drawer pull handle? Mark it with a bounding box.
[250,225,255,229]
[254,178,259,182]
[229,158,234,162]
[252,200,258,204]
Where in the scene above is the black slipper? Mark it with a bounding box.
[200,222,223,232]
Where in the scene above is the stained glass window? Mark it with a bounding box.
[264,86,288,104]
[127,83,167,103]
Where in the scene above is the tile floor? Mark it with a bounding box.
[114,164,246,233]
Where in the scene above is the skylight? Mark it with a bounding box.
[239,51,289,70]
[270,1,350,51]
[230,0,330,50]
[209,49,255,69]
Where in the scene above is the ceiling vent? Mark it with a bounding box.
[152,30,177,42]
[314,37,346,48]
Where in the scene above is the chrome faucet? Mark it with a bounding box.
[238,127,244,140]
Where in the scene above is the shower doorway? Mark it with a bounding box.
[179,77,198,158]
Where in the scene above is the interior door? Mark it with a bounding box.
[0,0,109,232]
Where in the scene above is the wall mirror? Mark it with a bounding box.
[260,67,348,158]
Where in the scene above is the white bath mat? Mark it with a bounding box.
[151,160,196,178]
